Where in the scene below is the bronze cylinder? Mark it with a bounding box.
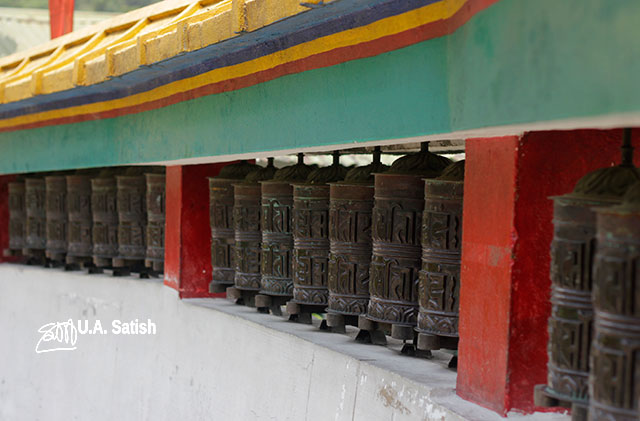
[368,173,424,326]
[25,177,46,252]
[417,179,463,346]
[327,183,374,315]
[260,181,295,296]
[8,180,26,252]
[292,184,331,305]
[590,199,640,421]
[91,175,118,265]
[45,175,67,260]
[66,174,93,260]
[116,173,147,262]
[209,177,236,287]
[545,194,623,410]
[232,183,262,290]
[145,173,165,271]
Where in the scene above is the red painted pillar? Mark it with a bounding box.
[456,129,640,415]
[49,0,74,39]
[164,163,227,299]
[0,175,18,263]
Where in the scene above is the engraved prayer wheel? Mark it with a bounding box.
[232,159,276,291]
[327,148,388,316]
[24,177,46,258]
[8,179,26,253]
[209,161,260,292]
[145,171,166,272]
[115,169,147,266]
[367,143,451,329]
[260,154,313,298]
[590,182,640,421]
[535,129,639,417]
[45,174,68,262]
[66,173,93,264]
[416,160,465,351]
[291,151,348,305]
[91,170,119,267]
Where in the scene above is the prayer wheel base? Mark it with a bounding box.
[286,301,328,328]
[209,280,233,294]
[225,287,258,307]
[254,294,288,316]
[326,313,360,334]
[3,248,23,257]
[416,332,459,351]
[145,259,164,273]
[534,385,587,421]
[22,248,46,265]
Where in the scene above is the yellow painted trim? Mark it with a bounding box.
[0,0,463,130]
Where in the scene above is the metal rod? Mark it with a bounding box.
[421,142,429,152]
[267,157,274,167]
[297,153,304,164]
[373,146,381,164]
[333,150,340,165]
[621,128,634,167]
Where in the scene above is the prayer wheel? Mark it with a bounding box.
[209,161,260,292]
[232,159,276,292]
[24,177,46,257]
[114,168,147,267]
[259,154,313,300]
[45,174,68,262]
[416,160,465,351]
[535,129,639,418]
[7,179,26,254]
[291,152,348,306]
[91,170,119,267]
[327,148,388,317]
[366,143,451,336]
[590,182,640,421]
[66,173,93,265]
[145,171,166,272]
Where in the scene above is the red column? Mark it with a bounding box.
[49,0,74,39]
[0,175,18,263]
[164,163,227,299]
[456,129,640,415]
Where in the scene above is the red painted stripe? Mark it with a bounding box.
[0,0,499,134]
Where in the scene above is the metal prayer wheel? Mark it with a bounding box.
[260,154,312,299]
[7,179,26,253]
[24,177,46,256]
[145,172,166,272]
[45,174,68,262]
[209,161,260,292]
[416,160,465,351]
[327,183,374,315]
[66,173,93,265]
[232,159,276,292]
[115,169,147,266]
[589,183,640,421]
[327,148,388,317]
[535,130,639,418]
[590,183,640,421]
[366,144,451,334]
[291,152,348,306]
[91,171,119,267]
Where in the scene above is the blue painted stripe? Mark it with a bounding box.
[0,0,438,120]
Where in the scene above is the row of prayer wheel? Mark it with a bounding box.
[209,144,465,352]
[535,129,640,421]
[6,167,166,272]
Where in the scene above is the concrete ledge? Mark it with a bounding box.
[0,264,568,420]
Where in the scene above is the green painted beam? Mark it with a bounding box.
[1,0,640,173]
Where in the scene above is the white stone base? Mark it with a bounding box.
[0,264,568,421]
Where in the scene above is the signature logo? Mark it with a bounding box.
[35,319,78,353]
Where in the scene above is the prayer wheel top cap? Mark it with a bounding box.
[557,165,640,203]
[244,158,277,183]
[214,160,261,180]
[271,160,313,182]
[601,181,640,214]
[343,147,389,183]
[435,160,465,182]
[385,146,452,178]
[305,163,348,184]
